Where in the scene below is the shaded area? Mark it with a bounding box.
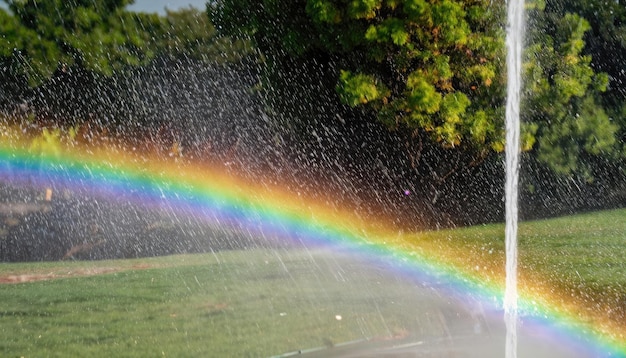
[0,183,280,261]
[4,56,624,239]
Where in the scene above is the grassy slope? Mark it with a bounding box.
[0,208,624,356]
[410,207,626,344]
[416,207,626,290]
[0,250,458,357]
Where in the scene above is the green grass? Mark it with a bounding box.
[0,249,457,357]
[0,208,625,356]
[412,207,626,338]
[416,208,626,294]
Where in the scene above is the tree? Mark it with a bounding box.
[523,0,621,177]
[0,1,251,87]
[0,2,254,130]
[1,0,156,84]
[211,0,508,155]
[543,0,626,102]
[539,0,626,171]
[211,0,622,178]
[140,7,253,64]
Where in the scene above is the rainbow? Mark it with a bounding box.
[0,127,624,356]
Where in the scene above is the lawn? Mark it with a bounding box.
[410,207,626,346]
[0,249,461,357]
[0,208,624,356]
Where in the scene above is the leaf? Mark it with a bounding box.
[347,0,382,19]
[306,0,342,23]
[406,71,442,114]
[337,70,388,106]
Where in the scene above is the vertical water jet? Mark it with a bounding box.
[505,0,525,356]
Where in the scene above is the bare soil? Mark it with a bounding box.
[0,263,152,284]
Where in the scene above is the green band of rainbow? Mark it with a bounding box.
[0,132,624,356]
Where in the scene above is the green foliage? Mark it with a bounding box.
[0,1,251,87]
[145,8,252,64]
[211,0,624,178]
[306,0,341,23]
[406,71,442,115]
[524,8,621,176]
[0,7,61,85]
[337,70,389,106]
[212,0,506,150]
[2,0,147,81]
[28,127,65,158]
[538,0,626,177]
[3,0,619,181]
[543,0,626,104]
[536,96,617,176]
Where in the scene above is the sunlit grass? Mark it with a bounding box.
[0,208,624,356]
[416,208,626,298]
[411,207,626,346]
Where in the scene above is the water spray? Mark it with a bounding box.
[505,0,525,356]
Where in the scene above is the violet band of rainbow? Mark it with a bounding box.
[0,135,624,356]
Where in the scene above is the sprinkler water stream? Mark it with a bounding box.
[505,0,525,356]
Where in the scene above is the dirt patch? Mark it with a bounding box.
[0,265,153,284]
[0,202,51,216]
[0,272,58,284]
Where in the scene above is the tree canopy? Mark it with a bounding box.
[0,0,250,87]
[0,0,623,180]
[524,0,622,177]
[1,0,152,84]
[212,0,507,153]
[210,0,623,177]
